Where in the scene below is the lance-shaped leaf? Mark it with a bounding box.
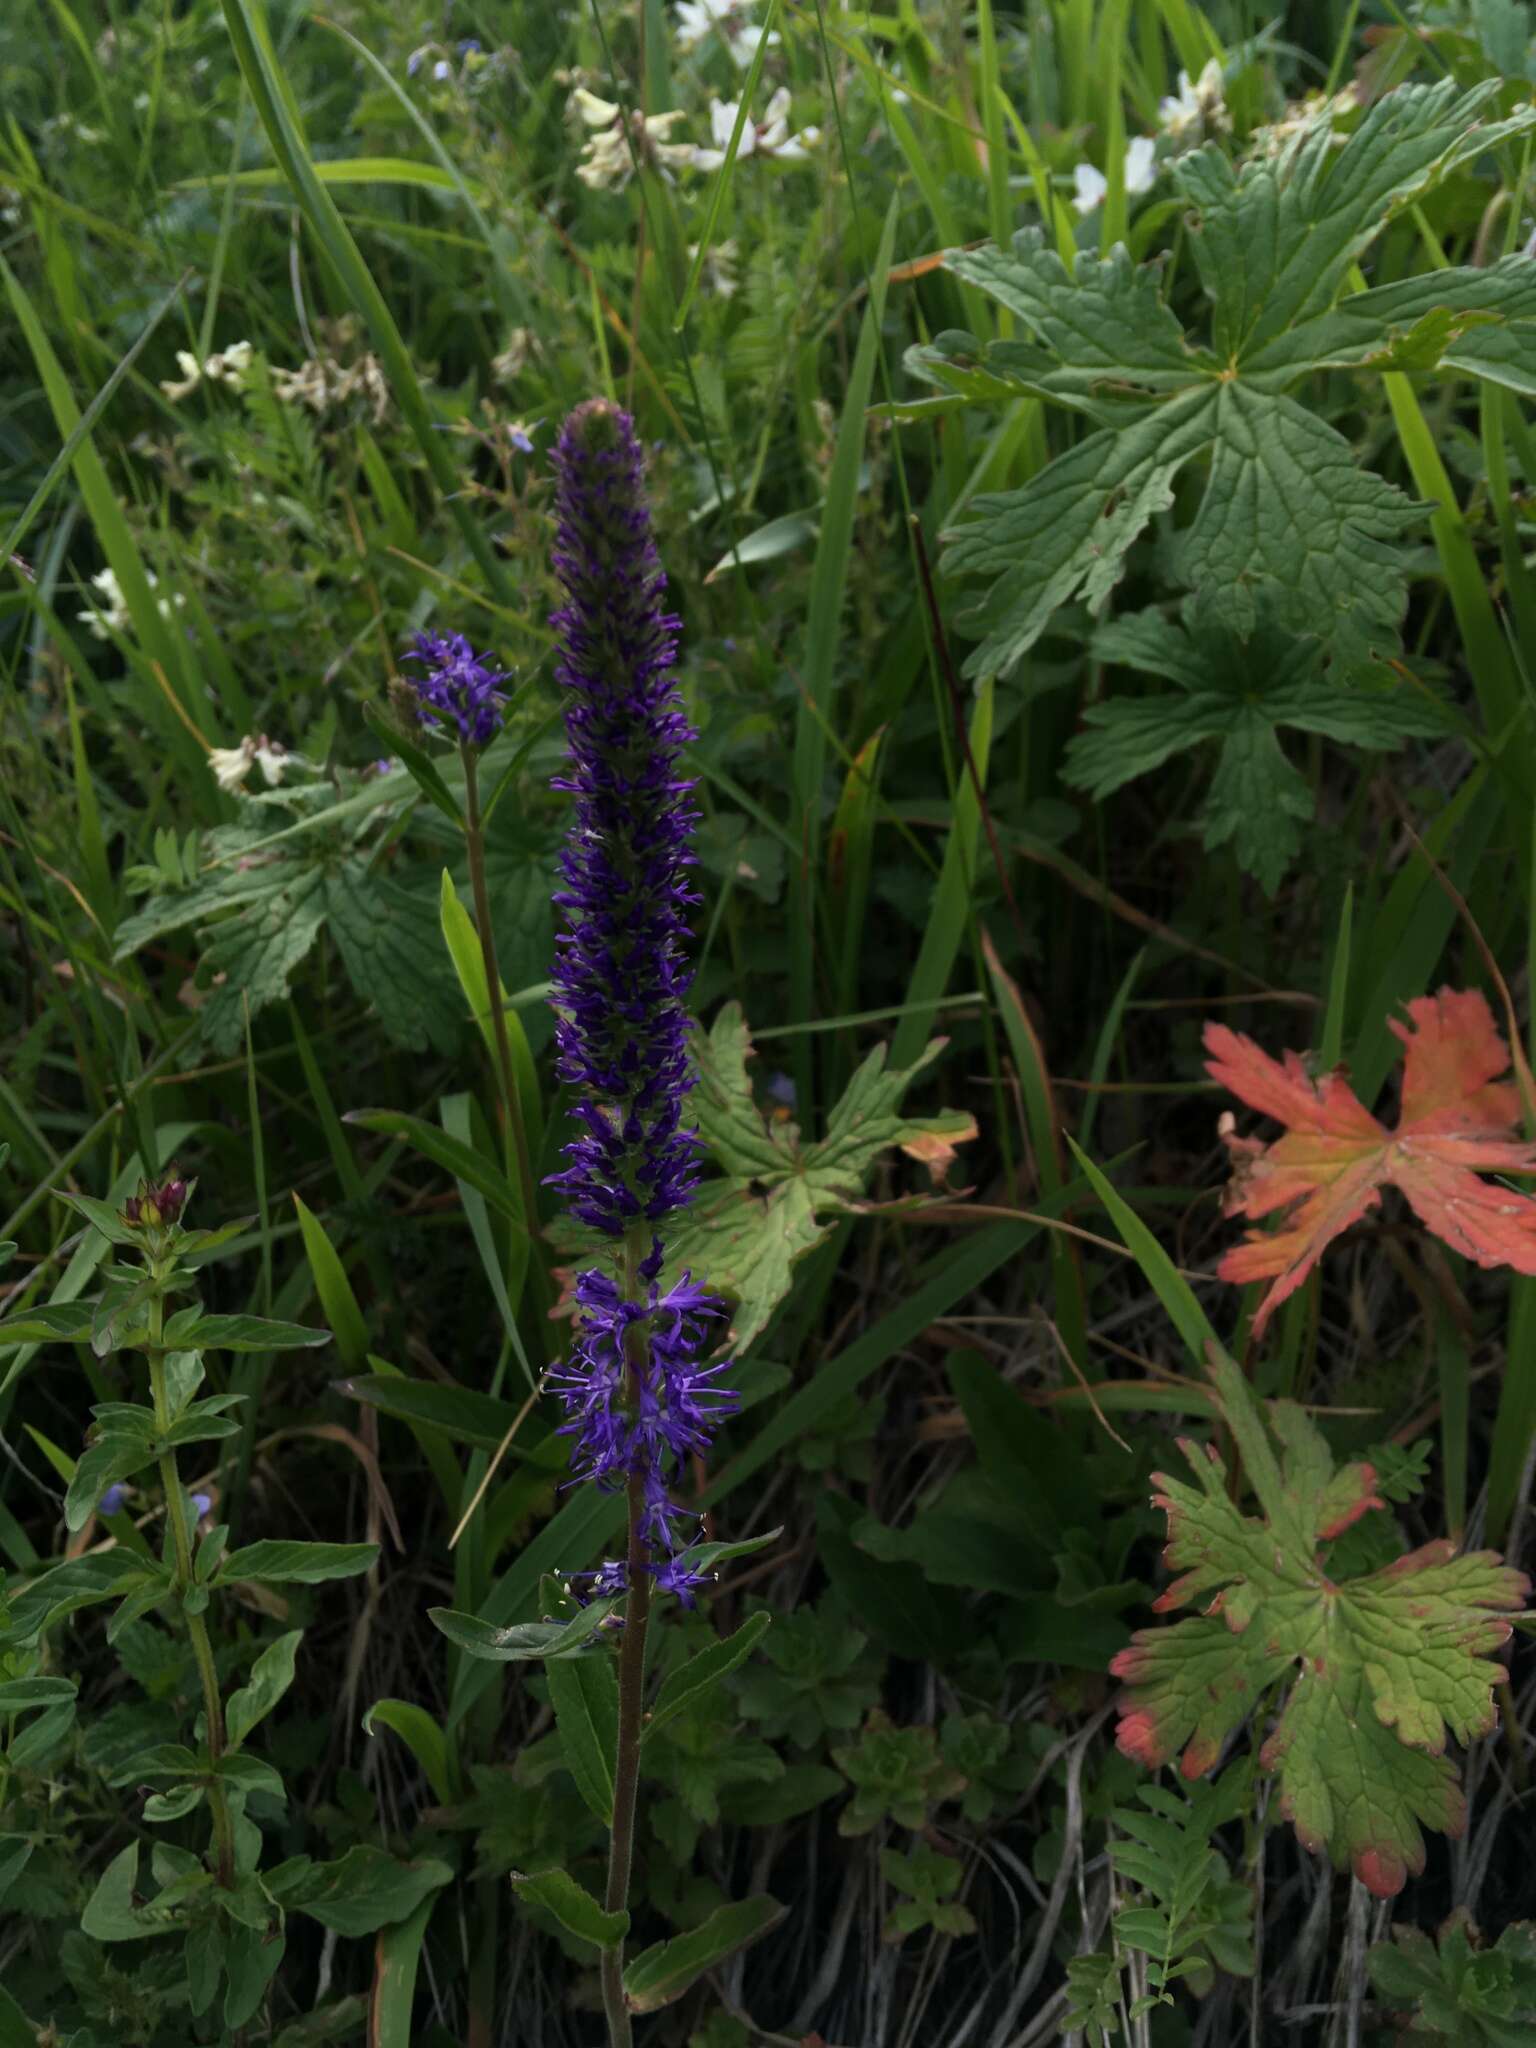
[428,1595,620,1662]
[1112,1348,1528,1897]
[622,1895,786,2012]
[1205,988,1536,1336]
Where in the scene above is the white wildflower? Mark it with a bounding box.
[80,566,131,639]
[1248,89,1356,161]
[572,90,696,190]
[159,350,203,402]
[688,238,740,298]
[573,87,621,128]
[1124,134,1157,194]
[253,736,289,785]
[1158,59,1229,148]
[674,0,779,68]
[1070,136,1158,214]
[78,566,184,641]
[209,741,254,792]
[160,340,254,401]
[492,327,533,387]
[208,734,290,793]
[271,351,389,424]
[203,340,253,388]
[271,360,331,411]
[1071,162,1108,215]
[691,89,818,170]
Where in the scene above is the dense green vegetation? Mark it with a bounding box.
[3,1,1536,2043]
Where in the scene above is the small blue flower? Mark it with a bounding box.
[407,46,428,76]
[457,37,482,54]
[433,57,451,81]
[190,1491,212,1521]
[99,1482,128,1517]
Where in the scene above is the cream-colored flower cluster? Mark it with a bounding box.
[158,336,389,423]
[160,340,254,402]
[572,89,697,190]
[1248,89,1357,161]
[78,566,185,642]
[1157,60,1230,150]
[207,734,292,793]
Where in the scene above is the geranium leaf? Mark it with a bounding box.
[1112,1348,1529,1896]
[930,82,1536,680]
[657,1005,975,1350]
[1206,988,1536,1334]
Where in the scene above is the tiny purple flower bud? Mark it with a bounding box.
[99,1482,128,1517]
[190,1492,212,1521]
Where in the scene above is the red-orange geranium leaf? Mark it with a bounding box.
[1111,1349,1528,1897]
[1204,988,1536,1336]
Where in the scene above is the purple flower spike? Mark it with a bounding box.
[402,631,508,746]
[546,402,703,1236]
[545,400,735,1604]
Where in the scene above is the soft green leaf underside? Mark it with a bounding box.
[555,1005,973,1353]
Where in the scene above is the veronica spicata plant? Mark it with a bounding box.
[430,401,781,2040]
[0,1173,406,2033]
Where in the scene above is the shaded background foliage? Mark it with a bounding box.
[2,0,1536,2043]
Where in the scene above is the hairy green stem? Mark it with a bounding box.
[460,742,542,1248]
[600,1227,655,2047]
[148,1293,235,1888]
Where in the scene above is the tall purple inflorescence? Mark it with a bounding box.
[547,398,733,1603]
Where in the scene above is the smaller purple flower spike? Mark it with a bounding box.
[402,631,508,746]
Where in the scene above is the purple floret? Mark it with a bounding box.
[402,630,508,746]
